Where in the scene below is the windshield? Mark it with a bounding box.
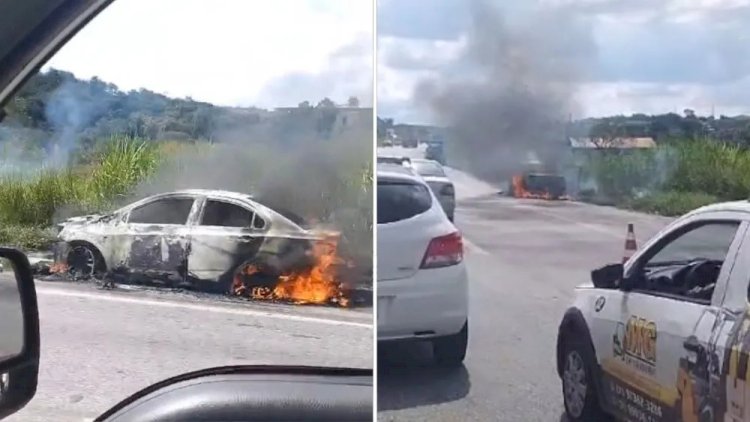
[411,161,445,177]
[2,1,373,420]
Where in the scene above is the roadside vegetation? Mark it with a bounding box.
[583,138,750,216]
[0,135,372,252]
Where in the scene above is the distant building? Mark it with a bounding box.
[568,137,656,149]
[563,136,657,199]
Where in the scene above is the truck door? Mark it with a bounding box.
[711,221,750,422]
[591,217,746,422]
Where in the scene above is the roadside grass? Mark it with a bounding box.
[0,135,160,249]
[623,191,721,216]
[584,138,750,216]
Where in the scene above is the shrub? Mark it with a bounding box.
[625,191,721,216]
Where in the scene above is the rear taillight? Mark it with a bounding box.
[440,184,455,196]
[420,232,463,269]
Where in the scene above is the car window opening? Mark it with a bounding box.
[201,200,254,228]
[635,222,740,303]
[129,198,194,225]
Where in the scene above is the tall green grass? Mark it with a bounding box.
[0,135,159,248]
[583,138,750,215]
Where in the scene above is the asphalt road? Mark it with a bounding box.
[376,146,673,421]
[6,279,372,421]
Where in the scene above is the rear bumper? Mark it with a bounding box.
[377,263,468,341]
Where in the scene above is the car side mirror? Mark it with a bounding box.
[591,263,623,289]
[0,248,40,419]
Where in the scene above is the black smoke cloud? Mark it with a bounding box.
[414,0,597,183]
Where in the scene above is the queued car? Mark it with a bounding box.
[425,142,446,165]
[557,200,750,422]
[377,163,469,366]
[377,156,412,167]
[55,189,318,292]
[402,138,418,148]
[410,158,455,222]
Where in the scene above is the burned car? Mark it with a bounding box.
[53,189,330,298]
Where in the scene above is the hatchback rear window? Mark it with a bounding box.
[377,181,432,224]
[412,161,445,177]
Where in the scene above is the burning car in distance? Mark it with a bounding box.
[46,189,358,307]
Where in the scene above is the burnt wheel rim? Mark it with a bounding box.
[68,246,96,279]
[231,263,275,298]
[563,350,587,418]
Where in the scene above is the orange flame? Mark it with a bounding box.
[233,232,351,307]
[511,174,569,201]
[50,262,69,274]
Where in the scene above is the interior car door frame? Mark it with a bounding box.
[186,197,268,280]
[121,194,198,273]
[623,211,748,307]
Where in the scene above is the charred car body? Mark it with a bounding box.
[54,189,321,294]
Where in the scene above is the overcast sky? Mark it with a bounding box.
[378,0,750,124]
[46,0,373,108]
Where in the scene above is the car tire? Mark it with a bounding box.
[67,242,106,280]
[561,334,608,421]
[433,321,468,367]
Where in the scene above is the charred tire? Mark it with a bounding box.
[226,256,281,295]
[560,332,608,422]
[432,321,468,367]
[67,242,106,280]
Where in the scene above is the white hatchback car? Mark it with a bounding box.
[557,201,750,422]
[377,164,469,366]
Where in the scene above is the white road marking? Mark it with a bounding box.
[463,237,490,256]
[35,286,373,329]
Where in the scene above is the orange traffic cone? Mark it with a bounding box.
[623,223,637,263]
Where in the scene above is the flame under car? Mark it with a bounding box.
[53,189,349,306]
[510,173,567,200]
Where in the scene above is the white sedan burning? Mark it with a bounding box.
[52,189,348,304]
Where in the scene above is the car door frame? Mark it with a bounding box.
[593,210,748,421]
[118,193,199,276]
[186,195,270,282]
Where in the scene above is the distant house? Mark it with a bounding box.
[568,136,656,150]
[563,136,657,199]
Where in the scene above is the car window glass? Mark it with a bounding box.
[377,181,432,224]
[200,200,254,228]
[252,215,266,229]
[129,198,194,225]
[413,161,445,177]
[648,223,739,264]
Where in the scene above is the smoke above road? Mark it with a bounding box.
[415,0,597,183]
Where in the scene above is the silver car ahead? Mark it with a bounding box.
[410,158,455,222]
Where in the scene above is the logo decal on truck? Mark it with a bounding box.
[613,316,657,375]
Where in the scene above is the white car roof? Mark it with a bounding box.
[683,200,750,217]
[377,165,423,182]
[122,189,307,234]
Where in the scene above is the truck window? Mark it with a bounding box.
[637,221,740,303]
